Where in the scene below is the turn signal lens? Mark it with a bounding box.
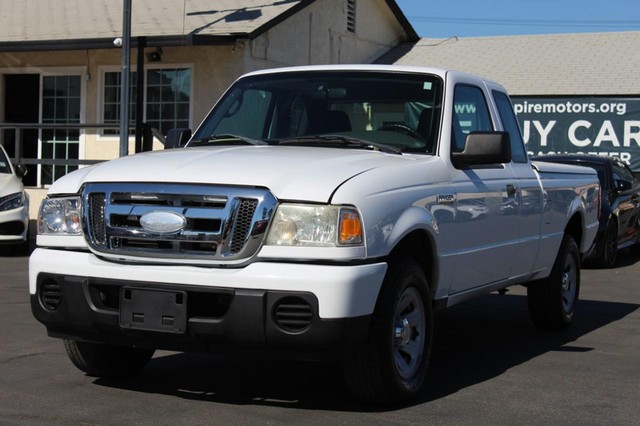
[339,208,363,245]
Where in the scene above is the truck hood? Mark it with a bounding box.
[49,146,417,202]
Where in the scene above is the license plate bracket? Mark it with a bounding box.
[120,287,187,334]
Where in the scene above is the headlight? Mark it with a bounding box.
[0,192,24,211]
[266,204,363,247]
[38,197,83,235]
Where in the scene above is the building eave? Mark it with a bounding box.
[245,0,315,40]
[0,35,240,52]
[385,0,419,42]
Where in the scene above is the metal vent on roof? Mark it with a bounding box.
[347,0,356,33]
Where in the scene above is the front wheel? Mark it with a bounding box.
[342,259,433,405]
[527,233,580,330]
[64,340,155,377]
[597,220,617,268]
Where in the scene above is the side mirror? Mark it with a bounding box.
[615,180,632,192]
[14,163,27,179]
[165,128,192,149]
[451,131,511,168]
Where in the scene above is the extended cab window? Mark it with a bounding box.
[452,85,492,152]
[493,91,527,163]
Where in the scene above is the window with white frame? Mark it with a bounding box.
[102,67,191,137]
[41,75,81,185]
[103,71,137,135]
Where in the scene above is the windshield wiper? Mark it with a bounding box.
[278,135,401,154]
[190,134,267,146]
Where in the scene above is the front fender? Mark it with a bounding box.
[381,205,438,256]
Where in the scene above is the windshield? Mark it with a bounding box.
[191,71,443,154]
[0,148,11,174]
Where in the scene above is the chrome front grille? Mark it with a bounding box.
[82,183,277,264]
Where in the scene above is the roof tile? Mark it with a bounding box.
[379,31,640,95]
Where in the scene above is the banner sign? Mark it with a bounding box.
[512,97,640,170]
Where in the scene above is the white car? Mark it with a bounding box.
[0,144,29,248]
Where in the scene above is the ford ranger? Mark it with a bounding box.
[30,65,600,404]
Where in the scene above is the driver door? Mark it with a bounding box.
[446,84,521,294]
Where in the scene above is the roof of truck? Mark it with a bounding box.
[240,64,500,85]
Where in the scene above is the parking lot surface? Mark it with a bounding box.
[1,248,638,425]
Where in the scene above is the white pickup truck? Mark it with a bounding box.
[30,65,600,404]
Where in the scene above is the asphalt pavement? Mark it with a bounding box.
[1,247,638,425]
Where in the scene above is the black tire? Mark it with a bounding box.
[63,339,154,377]
[597,220,617,268]
[342,259,433,405]
[527,233,580,330]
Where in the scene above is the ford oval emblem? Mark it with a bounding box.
[140,211,186,234]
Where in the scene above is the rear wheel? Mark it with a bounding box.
[64,339,154,377]
[527,233,580,330]
[342,259,433,405]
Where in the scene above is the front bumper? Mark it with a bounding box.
[0,205,28,244]
[30,248,387,357]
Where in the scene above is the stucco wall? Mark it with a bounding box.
[243,0,408,71]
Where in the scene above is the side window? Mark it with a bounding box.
[493,91,528,163]
[612,161,635,190]
[452,85,492,152]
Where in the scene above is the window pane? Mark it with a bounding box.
[55,99,68,120]
[40,75,81,185]
[162,86,175,102]
[147,86,160,103]
[147,69,161,85]
[102,71,136,135]
[43,77,56,97]
[214,89,272,139]
[69,76,81,97]
[55,76,68,94]
[493,91,527,163]
[102,68,191,137]
[105,72,118,86]
[145,68,191,136]
[452,85,492,152]
[42,99,54,120]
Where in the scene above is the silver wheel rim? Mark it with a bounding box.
[561,252,578,313]
[393,286,426,380]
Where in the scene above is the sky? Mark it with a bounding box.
[395,0,640,38]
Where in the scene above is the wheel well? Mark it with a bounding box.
[387,230,436,292]
[565,213,583,249]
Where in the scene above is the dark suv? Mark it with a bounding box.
[532,154,640,268]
